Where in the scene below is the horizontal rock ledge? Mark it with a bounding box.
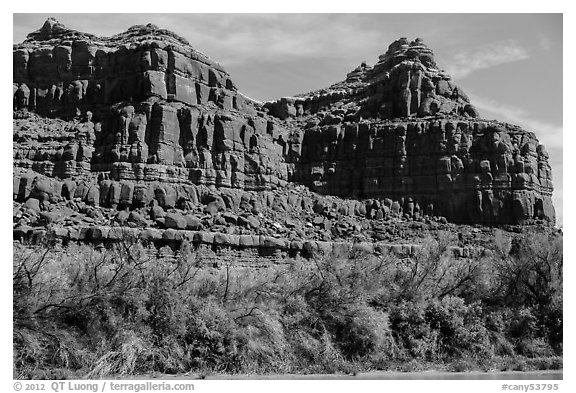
[13,224,484,260]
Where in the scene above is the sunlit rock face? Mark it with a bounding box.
[14,22,554,225]
[14,19,292,192]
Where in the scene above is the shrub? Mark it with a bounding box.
[13,228,562,377]
[424,296,492,359]
[388,300,439,361]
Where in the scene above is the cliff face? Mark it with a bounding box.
[294,118,554,224]
[264,38,555,224]
[14,19,238,112]
[14,19,294,192]
[13,20,555,226]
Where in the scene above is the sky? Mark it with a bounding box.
[12,13,563,225]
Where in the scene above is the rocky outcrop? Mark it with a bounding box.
[263,38,555,224]
[14,19,246,114]
[14,21,555,229]
[264,38,477,120]
[294,119,554,224]
[13,223,489,264]
[14,168,455,244]
[14,19,294,191]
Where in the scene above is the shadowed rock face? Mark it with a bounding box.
[294,119,554,224]
[13,22,555,226]
[263,37,554,224]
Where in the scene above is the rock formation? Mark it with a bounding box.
[13,20,556,257]
[14,18,292,192]
[264,38,555,224]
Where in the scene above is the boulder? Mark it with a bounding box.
[114,210,129,225]
[30,178,54,202]
[164,212,187,230]
[238,215,260,229]
[128,211,148,226]
[23,198,41,214]
[150,205,165,220]
[140,228,163,242]
[186,215,202,230]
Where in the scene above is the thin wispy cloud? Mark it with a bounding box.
[14,14,383,68]
[470,94,562,152]
[444,40,530,79]
[179,14,383,67]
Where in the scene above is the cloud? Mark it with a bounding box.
[175,14,383,67]
[444,40,530,79]
[469,94,562,151]
[14,14,384,67]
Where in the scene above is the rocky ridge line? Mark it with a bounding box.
[13,20,556,254]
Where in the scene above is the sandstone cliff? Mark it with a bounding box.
[13,19,555,245]
[14,18,293,192]
[264,38,555,224]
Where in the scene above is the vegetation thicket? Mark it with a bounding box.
[13,229,562,378]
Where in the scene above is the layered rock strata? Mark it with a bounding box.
[14,224,485,264]
[264,38,554,224]
[294,119,554,224]
[14,21,555,235]
[14,19,295,191]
